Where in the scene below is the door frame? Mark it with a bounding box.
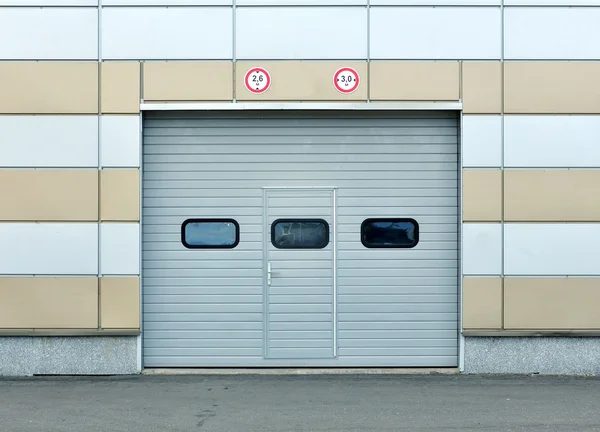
[262,186,338,359]
[140,104,463,370]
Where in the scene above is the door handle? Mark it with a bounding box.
[267,262,272,287]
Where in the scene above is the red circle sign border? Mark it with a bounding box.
[333,67,360,94]
[244,67,272,94]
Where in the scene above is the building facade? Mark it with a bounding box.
[1,0,599,376]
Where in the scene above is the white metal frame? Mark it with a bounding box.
[139,101,465,370]
[141,102,463,112]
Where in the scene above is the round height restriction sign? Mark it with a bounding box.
[245,67,271,94]
[334,67,360,94]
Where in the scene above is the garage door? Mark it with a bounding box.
[142,111,459,367]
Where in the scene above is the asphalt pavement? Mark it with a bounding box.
[1,373,599,431]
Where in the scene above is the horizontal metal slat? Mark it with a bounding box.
[270,331,332,340]
[268,340,333,349]
[143,179,457,189]
[142,171,458,181]
[144,313,262,322]
[338,321,458,331]
[143,287,263,295]
[339,313,457,322]
[144,295,262,304]
[144,126,456,137]
[143,339,262,349]
[143,330,262,339]
[144,304,264,313]
[143,162,458,172]
[337,259,458,269]
[338,286,458,295]
[337,277,457,287]
[142,276,263,286]
[265,348,334,359]
[339,294,457,303]
[269,304,332,314]
[338,347,458,356]
[338,268,457,278]
[144,142,458,153]
[338,303,458,314]
[339,330,457,339]
[143,188,458,199]
[144,348,264,356]
[338,339,458,348]
[144,153,458,164]
[143,321,264,331]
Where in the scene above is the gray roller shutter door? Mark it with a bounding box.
[142,111,459,368]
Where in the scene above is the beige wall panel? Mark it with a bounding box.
[370,61,459,101]
[461,62,502,114]
[100,169,140,221]
[0,62,98,114]
[462,277,503,330]
[0,170,98,221]
[143,62,233,101]
[505,62,600,114]
[235,61,368,101]
[463,169,502,222]
[505,278,600,330]
[101,62,140,114]
[505,170,600,222]
[0,277,98,329]
[100,277,140,329]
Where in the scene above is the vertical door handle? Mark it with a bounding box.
[267,262,272,287]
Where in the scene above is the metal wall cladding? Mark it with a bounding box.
[141,111,459,367]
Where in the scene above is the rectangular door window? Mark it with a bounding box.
[361,218,419,248]
[181,219,240,249]
[271,219,329,249]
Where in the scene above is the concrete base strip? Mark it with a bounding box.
[142,368,460,376]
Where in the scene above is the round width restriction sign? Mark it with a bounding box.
[245,67,271,94]
[333,67,360,94]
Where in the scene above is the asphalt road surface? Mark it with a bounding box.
[1,374,599,431]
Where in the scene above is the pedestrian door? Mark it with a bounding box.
[264,188,336,360]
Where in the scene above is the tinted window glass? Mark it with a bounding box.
[271,219,329,249]
[361,218,419,248]
[181,219,239,249]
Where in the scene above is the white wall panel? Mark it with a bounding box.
[101,223,140,275]
[506,0,600,5]
[236,7,367,59]
[102,7,232,60]
[505,8,600,59]
[0,223,98,275]
[505,224,600,276]
[103,0,231,4]
[463,223,502,276]
[504,116,600,168]
[238,0,365,4]
[0,116,98,168]
[462,116,502,168]
[101,116,141,168]
[373,0,499,4]
[370,7,501,59]
[0,1,97,4]
[0,8,98,60]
